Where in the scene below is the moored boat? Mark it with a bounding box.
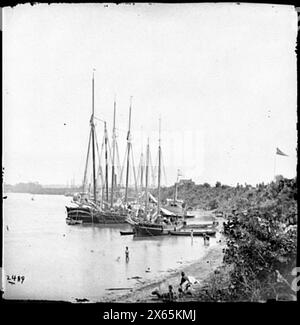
[133,119,183,237]
[120,231,135,235]
[65,74,129,225]
[66,205,127,224]
[66,218,83,225]
[169,228,216,236]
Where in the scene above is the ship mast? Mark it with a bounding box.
[110,99,116,208]
[124,97,132,206]
[174,170,179,204]
[140,127,144,190]
[157,118,161,221]
[91,71,97,206]
[145,137,150,211]
[104,121,109,203]
[82,128,92,194]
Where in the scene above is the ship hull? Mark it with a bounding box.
[66,206,127,224]
[133,222,165,236]
[133,222,179,236]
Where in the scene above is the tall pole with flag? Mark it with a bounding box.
[274,147,288,179]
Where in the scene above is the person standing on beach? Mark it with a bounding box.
[168,285,175,301]
[206,234,210,245]
[125,246,129,262]
[179,272,190,289]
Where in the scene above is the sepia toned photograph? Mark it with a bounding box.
[2,2,298,306]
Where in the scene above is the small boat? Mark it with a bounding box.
[120,231,135,236]
[134,222,165,236]
[184,223,215,229]
[66,218,83,225]
[169,228,216,236]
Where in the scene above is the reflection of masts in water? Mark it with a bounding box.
[157,118,162,221]
[110,99,116,208]
[145,138,150,211]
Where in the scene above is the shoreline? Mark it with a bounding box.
[99,233,226,303]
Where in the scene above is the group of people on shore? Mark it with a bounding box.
[152,271,197,302]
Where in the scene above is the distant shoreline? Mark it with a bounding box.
[4,190,78,196]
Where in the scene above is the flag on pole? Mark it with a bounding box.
[276,148,288,156]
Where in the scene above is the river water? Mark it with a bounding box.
[3,193,220,302]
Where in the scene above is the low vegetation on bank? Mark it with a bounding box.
[199,177,297,302]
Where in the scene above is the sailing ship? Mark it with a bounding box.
[163,171,195,218]
[131,119,183,236]
[65,73,127,224]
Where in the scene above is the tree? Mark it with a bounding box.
[208,198,218,210]
[216,181,221,188]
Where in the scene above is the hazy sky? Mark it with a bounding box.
[3,3,297,187]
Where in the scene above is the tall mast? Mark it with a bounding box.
[157,118,161,220]
[110,99,116,208]
[145,137,150,211]
[104,121,109,203]
[124,97,132,206]
[91,71,97,205]
[82,128,92,194]
[140,127,144,190]
[174,171,178,203]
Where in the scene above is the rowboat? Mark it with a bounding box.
[120,231,135,236]
[169,228,216,236]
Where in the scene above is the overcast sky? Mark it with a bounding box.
[3,3,297,187]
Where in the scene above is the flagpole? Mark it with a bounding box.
[273,150,277,180]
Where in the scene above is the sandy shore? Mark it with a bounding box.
[100,225,226,303]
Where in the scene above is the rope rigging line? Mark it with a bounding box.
[148,149,156,188]
[82,128,92,194]
[136,152,145,190]
[130,144,138,193]
[94,128,104,186]
[115,140,122,186]
[119,146,127,188]
[160,151,167,186]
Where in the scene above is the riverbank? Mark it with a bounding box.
[99,233,226,303]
